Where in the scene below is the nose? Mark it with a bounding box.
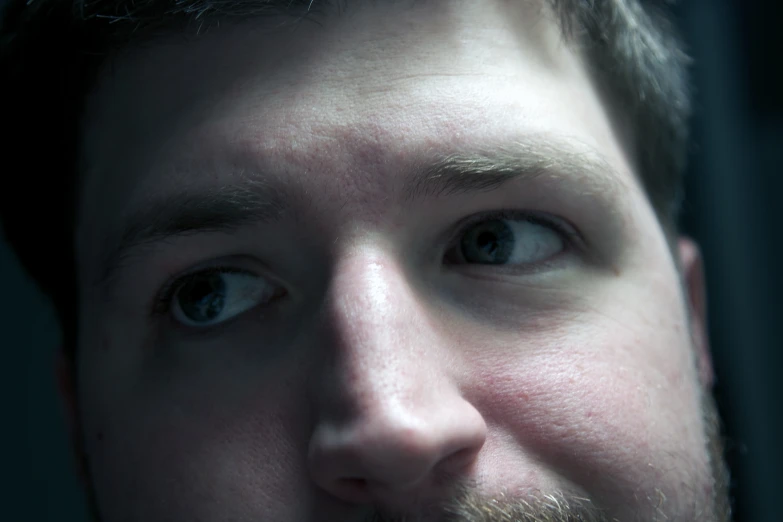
[307,252,487,509]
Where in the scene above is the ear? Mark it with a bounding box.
[677,237,714,390]
[55,351,90,486]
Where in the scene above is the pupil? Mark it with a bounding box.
[477,231,498,254]
[461,220,514,264]
[179,273,226,321]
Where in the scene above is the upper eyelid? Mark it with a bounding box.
[447,209,582,248]
[173,208,583,284]
[151,209,584,300]
[162,210,582,282]
[94,139,628,305]
[151,264,259,317]
[149,209,588,327]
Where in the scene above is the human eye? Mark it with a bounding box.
[444,210,578,269]
[151,266,286,329]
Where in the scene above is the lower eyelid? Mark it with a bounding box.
[147,212,579,322]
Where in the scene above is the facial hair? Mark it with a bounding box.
[365,391,732,522]
[76,376,731,522]
[366,489,610,522]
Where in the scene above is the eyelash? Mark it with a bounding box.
[149,210,579,320]
[447,209,578,249]
[150,265,250,319]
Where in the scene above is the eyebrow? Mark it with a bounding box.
[93,135,624,300]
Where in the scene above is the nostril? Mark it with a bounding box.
[344,477,368,489]
[431,448,478,486]
[444,448,476,469]
[335,477,371,503]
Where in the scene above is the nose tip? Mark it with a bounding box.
[308,406,487,506]
[307,250,487,509]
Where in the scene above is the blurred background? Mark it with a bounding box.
[2,0,781,520]
[675,1,782,521]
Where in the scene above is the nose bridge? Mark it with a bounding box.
[307,246,487,507]
[317,246,438,415]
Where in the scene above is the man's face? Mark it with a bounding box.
[64,1,729,520]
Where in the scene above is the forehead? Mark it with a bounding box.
[77,0,635,281]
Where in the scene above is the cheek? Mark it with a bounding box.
[470,304,709,513]
[79,351,312,521]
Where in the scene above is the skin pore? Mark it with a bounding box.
[57,0,730,520]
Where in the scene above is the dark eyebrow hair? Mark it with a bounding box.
[93,135,625,301]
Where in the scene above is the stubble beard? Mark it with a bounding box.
[78,383,732,522]
[367,390,732,522]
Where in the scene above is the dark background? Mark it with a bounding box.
[3,0,781,520]
[675,2,782,521]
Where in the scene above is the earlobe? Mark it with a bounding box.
[677,237,715,390]
[55,351,89,486]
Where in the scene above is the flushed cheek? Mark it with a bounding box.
[471,329,708,518]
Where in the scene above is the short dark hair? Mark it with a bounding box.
[0,0,692,365]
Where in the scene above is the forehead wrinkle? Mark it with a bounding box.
[77,0,595,216]
[90,126,631,306]
[77,0,636,305]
